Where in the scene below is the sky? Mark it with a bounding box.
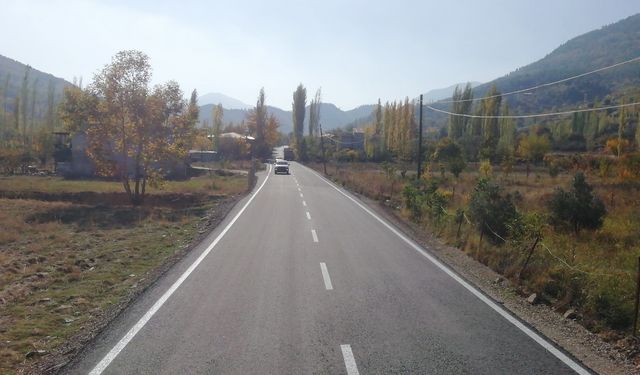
[1,0,639,110]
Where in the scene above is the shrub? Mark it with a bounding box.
[586,277,634,330]
[548,172,606,235]
[468,178,517,244]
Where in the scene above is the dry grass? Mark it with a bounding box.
[310,161,640,335]
[0,174,247,374]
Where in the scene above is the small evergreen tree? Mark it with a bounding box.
[548,172,606,235]
[468,178,517,244]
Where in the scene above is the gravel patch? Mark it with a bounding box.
[358,194,638,375]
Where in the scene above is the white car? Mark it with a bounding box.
[274,159,290,174]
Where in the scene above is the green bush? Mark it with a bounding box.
[468,178,517,244]
[587,277,634,330]
[548,172,606,234]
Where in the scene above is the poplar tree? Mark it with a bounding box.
[292,84,306,155]
[617,99,626,157]
[20,66,31,146]
[448,85,464,140]
[497,102,515,159]
[213,103,223,151]
[309,88,321,137]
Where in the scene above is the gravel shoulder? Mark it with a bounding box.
[356,193,637,375]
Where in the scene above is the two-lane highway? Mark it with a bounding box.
[65,162,591,374]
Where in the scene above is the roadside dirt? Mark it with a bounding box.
[20,193,245,375]
[0,190,220,208]
[356,193,639,375]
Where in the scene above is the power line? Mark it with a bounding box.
[432,55,640,104]
[426,101,640,119]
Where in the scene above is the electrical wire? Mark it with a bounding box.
[426,101,640,119]
[432,55,640,104]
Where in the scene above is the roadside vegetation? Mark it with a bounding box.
[308,159,640,334]
[0,173,247,374]
[301,82,640,350]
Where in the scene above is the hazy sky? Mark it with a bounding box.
[2,0,639,109]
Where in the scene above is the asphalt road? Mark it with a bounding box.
[64,161,592,375]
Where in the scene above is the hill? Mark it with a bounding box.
[423,82,482,102]
[198,102,377,134]
[455,14,640,117]
[0,54,71,117]
[197,92,250,109]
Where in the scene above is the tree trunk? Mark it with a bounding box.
[519,237,540,280]
[478,227,484,256]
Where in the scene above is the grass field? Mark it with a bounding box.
[309,161,640,339]
[0,173,247,374]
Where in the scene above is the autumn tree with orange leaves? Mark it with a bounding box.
[59,50,197,205]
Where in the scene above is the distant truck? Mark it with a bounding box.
[283,147,294,161]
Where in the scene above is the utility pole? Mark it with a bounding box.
[417,94,423,179]
[320,123,327,175]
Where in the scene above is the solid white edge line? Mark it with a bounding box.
[320,262,333,290]
[311,229,319,243]
[305,166,591,375]
[88,164,273,375]
[306,211,311,220]
[340,344,359,375]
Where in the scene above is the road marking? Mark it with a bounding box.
[88,165,273,375]
[311,229,319,242]
[306,211,311,220]
[300,193,304,198]
[306,166,591,375]
[302,200,307,207]
[320,262,333,290]
[340,344,359,375]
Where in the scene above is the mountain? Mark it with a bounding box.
[423,82,482,102]
[0,54,71,116]
[198,102,377,134]
[431,13,640,118]
[198,92,251,109]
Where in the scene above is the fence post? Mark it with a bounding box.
[633,257,640,336]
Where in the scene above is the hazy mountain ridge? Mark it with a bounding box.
[198,102,380,133]
[0,54,71,114]
[196,83,482,133]
[423,82,482,102]
[198,92,251,109]
[465,13,640,115]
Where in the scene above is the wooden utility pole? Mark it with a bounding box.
[320,123,327,175]
[417,94,423,179]
[633,256,640,336]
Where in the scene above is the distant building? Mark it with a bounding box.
[189,150,218,162]
[338,128,365,151]
[53,131,96,178]
[54,130,188,179]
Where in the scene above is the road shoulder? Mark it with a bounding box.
[352,191,635,375]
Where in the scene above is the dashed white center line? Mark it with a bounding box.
[306,211,311,220]
[302,200,307,207]
[311,229,318,242]
[320,262,333,290]
[341,345,359,375]
[300,193,304,198]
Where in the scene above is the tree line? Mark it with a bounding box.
[0,65,63,173]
